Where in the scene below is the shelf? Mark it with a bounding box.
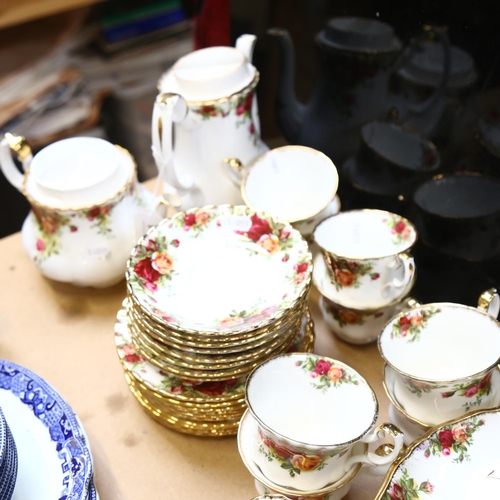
[0,0,104,30]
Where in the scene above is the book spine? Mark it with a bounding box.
[103,8,186,44]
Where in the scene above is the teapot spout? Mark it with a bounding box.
[267,28,306,143]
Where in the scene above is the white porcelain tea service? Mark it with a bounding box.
[240,353,404,495]
[240,145,341,246]
[379,289,500,430]
[152,34,268,210]
[0,134,162,288]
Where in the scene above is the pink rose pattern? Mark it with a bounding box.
[129,235,176,292]
[390,307,441,342]
[31,180,140,262]
[383,468,434,500]
[421,415,485,463]
[296,356,359,393]
[325,256,379,292]
[383,215,414,245]
[441,371,493,413]
[192,91,257,143]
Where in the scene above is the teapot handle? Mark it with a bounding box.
[394,27,451,116]
[0,133,33,191]
[151,93,194,191]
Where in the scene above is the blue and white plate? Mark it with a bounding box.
[0,360,93,500]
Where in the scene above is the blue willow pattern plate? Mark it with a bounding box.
[0,360,93,500]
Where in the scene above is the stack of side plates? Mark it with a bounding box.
[117,205,314,436]
[0,360,97,500]
[115,299,315,436]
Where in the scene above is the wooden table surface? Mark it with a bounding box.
[0,227,390,500]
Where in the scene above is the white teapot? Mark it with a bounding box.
[152,34,268,209]
[0,134,162,288]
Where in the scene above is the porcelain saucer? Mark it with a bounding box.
[383,363,500,431]
[237,409,364,498]
[375,407,500,499]
[312,253,416,311]
[0,360,94,500]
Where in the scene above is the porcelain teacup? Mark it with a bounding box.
[378,289,500,426]
[245,353,403,491]
[241,145,339,224]
[313,209,417,309]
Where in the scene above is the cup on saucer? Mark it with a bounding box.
[378,288,500,426]
[313,209,417,310]
[239,408,367,500]
[243,353,404,491]
[313,252,417,345]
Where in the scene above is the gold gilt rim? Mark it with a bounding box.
[129,313,304,367]
[240,145,339,223]
[22,145,137,212]
[126,279,312,341]
[125,204,313,336]
[127,296,308,351]
[127,378,241,436]
[130,328,298,380]
[126,292,309,344]
[373,406,500,500]
[157,71,260,106]
[127,378,247,421]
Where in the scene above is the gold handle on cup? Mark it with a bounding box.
[374,443,395,458]
[478,288,500,318]
[5,133,32,162]
[223,157,245,187]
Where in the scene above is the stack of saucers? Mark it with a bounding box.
[117,205,313,436]
[313,209,418,345]
[0,408,18,500]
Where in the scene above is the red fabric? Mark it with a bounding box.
[193,0,230,49]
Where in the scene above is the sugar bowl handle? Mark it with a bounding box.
[478,288,500,318]
[152,93,193,191]
[0,133,32,191]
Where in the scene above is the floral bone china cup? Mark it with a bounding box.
[0,134,158,287]
[245,353,404,491]
[152,34,268,210]
[313,210,417,309]
[378,289,500,426]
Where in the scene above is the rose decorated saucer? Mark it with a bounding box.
[375,407,500,499]
[383,363,500,430]
[0,360,94,500]
[237,409,366,499]
[126,205,312,335]
[312,253,416,311]
[115,299,314,403]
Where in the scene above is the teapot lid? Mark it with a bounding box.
[158,46,257,102]
[24,138,135,210]
[398,42,477,89]
[316,17,402,54]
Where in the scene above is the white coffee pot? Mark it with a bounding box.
[152,34,268,209]
[0,134,164,288]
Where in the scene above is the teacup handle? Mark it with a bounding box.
[344,423,404,472]
[151,93,194,191]
[477,288,500,318]
[381,252,415,299]
[223,157,245,187]
[0,133,33,191]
